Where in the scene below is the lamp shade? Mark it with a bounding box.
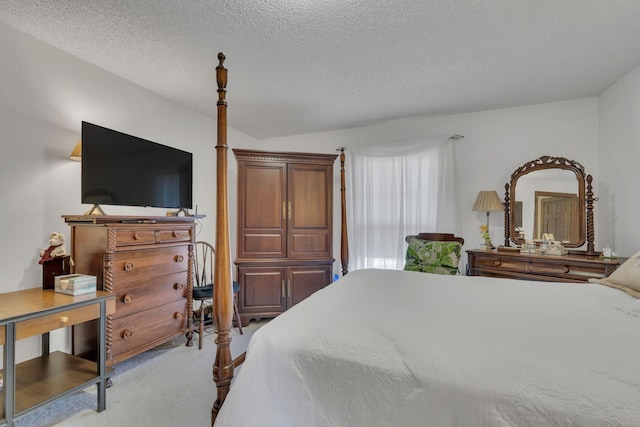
[472,191,503,212]
[69,140,82,161]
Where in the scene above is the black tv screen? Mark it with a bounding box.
[81,121,193,209]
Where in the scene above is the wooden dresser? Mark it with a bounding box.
[466,248,623,283]
[63,215,194,366]
[233,149,337,325]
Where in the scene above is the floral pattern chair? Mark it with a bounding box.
[403,233,464,275]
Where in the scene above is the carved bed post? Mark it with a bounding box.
[339,147,349,275]
[211,52,234,426]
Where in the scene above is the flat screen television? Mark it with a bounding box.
[81,121,193,211]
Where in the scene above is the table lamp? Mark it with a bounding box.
[472,190,503,249]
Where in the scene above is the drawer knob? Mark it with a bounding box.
[174,283,184,290]
[174,255,184,263]
[122,294,134,304]
[122,329,134,340]
[59,316,69,323]
[172,231,179,237]
[494,260,501,266]
[133,233,140,240]
[124,262,135,271]
[563,266,570,273]
[174,312,183,320]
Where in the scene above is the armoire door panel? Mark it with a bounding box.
[287,163,333,258]
[243,164,284,228]
[237,161,287,258]
[289,166,329,228]
[242,233,284,255]
[289,232,330,257]
[243,164,286,229]
[238,267,286,313]
[288,265,331,308]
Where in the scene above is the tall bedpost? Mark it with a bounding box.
[212,52,234,426]
[338,147,349,275]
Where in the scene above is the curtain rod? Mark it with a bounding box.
[337,134,464,152]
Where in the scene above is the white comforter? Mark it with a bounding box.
[214,269,640,427]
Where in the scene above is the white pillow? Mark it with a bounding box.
[589,251,640,298]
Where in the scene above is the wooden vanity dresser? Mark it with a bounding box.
[468,155,623,283]
[63,215,194,366]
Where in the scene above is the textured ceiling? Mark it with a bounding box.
[1,1,640,139]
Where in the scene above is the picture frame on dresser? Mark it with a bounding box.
[467,156,624,282]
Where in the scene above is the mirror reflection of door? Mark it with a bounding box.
[533,191,579,242]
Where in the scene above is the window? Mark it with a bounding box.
[345,137,460,271]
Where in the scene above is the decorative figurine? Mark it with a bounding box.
[39,231,69,264]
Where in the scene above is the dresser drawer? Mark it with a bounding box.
[472,255,526,273]
[116,229,156,246]
[112,246,189,284]
[529,260,608,280]
[110,299,188,360]
[156,228,192,244]
[112,272,188,319]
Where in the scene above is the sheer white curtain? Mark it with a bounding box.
[345,136,461,271]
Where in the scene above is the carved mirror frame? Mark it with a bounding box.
[503,155,596,255]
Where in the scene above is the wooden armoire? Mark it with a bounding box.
[233,149,337,326]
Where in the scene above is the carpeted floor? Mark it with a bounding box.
[15,321,265,427]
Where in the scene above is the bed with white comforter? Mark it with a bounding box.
[214,268,640,426]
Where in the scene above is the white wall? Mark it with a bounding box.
[597,63,640,257]
[0,21,256,361]
[259,98,600,268]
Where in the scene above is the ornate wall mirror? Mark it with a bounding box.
[503,156,596,255]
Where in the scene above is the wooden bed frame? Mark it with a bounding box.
[210,54,351,425]
[209,59,459,421]
[209,59,626,424]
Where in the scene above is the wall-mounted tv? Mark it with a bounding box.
[81,121,193,210]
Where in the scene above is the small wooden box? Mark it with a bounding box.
[54,274,97,295]
[42,255,71,290]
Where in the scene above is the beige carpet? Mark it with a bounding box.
[16,321,264,427]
